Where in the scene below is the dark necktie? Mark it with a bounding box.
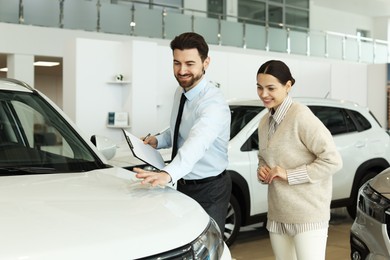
[171,93,186,160]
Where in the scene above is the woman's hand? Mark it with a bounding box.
[258,165,287,184]
[257,165,271,183]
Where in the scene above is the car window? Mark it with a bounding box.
[230,105,264,139]
[350,110,372,131]
[0,90,104,173]
[309,106,356,135]
[241,129,259,152]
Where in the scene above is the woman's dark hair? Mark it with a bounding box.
[170,32,209,62]
[257,60,296,86]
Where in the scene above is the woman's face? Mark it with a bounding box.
[257,73,291,110]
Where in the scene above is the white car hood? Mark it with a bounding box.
[0,168,209,260]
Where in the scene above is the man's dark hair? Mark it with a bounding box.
[170,32,209,62]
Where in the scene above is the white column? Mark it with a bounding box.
[7,54,34,87]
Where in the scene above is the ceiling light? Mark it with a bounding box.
[33,61,60,67]
[0,61,60,72]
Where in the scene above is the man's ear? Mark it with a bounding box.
[203,56,210,70]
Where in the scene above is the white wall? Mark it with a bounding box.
[70,38,132,142]
[367,64,388,127]
[373,17,390,40]
[35,74,63,108]
[310,5,373,36]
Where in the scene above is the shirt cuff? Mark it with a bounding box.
[286,165,309,185]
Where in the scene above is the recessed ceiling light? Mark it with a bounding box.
[34,61,60,67]
[0,61,60,72]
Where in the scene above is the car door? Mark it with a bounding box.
[309,105,364,200]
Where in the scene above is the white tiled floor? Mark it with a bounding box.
[229,208,353,260]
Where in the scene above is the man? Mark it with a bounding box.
[133,32,231,233]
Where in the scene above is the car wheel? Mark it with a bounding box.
[224,194,241,247]
[346,171,377,219]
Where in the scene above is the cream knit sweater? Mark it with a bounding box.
[258,102,343,224]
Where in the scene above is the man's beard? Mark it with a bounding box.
[175,69,204,89]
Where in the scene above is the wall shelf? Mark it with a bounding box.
[106,125,131,128]
[106,81,131,85]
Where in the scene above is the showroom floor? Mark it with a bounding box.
[229,207,353,260]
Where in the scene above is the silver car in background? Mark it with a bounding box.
[350,168,390,260]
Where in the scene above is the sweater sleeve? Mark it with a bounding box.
[295,106,343,183]
[257,115,268,168]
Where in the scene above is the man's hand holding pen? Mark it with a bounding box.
[142,133,158,148]
[142,133,151,141]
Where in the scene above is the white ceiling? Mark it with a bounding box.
[313,0,390,17]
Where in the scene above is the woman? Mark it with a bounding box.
[256,60,343,260]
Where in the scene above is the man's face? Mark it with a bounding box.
[173,48,209,92]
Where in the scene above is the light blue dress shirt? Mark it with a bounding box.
[156,77,231,183]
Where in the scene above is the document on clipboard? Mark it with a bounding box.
[122,129,165,170]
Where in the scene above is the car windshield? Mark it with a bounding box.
[0,89,105,175]
[230,105,264,139]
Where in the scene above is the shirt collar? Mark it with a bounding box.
[182,77,207,101]
[268,95,293,124]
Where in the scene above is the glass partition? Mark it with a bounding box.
[245,23,267,50]
[0,0,388,64]
[310,31,326,58]
[268,27,287,53]
[345,37,359,62]
[0,0,19,23]
[375,43,389,64]
[361,41,375,63]
[165,12,193,39]
[193,16,220,45]
[290,30,308,55]
[100,3,133,35]
[221,20,244,48]
[132,7,162,38]
[23,0,59,28]
[327,34,343,60]
[63,0,97,31]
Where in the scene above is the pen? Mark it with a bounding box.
[143,133,151,141]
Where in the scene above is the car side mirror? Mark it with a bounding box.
[90,135,117,160]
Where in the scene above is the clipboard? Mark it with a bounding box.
[122,129,165,170]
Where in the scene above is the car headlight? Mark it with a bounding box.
[139,218,224,260]
[358,183,390,223]
[192,218,224,259]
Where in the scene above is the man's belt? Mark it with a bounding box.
[178,170,227,185]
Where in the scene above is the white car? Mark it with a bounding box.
[0,78,231,259]
[111,97,390,247]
